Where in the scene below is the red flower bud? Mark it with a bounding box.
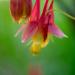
[10,0,32,23]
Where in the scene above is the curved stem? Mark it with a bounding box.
[54,8,75,20]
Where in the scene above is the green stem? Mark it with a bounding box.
[54,8,75,20]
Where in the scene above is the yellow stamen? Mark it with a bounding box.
[41,39,48,48]
[31,42,41,55]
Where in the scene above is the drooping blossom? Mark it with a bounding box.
[10,0,67,55]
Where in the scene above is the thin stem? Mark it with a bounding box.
[54,8,75,20]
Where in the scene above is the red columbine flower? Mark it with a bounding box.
[10,0,32,23]
[11,0,67,55]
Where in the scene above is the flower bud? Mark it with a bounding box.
[10,0,32,23]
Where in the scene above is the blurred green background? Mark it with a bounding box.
[0,0,75,75]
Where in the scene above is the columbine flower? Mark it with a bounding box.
[11,0,67,55]
[10,0,32,23]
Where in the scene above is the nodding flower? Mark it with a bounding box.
[10,0,32,23]
[10,0,67,55]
